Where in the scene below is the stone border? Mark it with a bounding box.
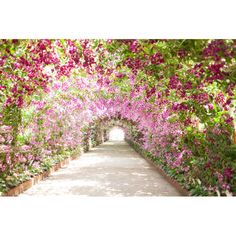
[142,155,190,196]
[3,149,83,197]
[126,139,190,196]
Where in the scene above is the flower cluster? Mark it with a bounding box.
[0,39,235,196]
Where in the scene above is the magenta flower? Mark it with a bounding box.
[224,168,233,180]
[224,115,233,124]
[16,96,24,108]
[208,103,214,110]
[215,92,225,105]
[184,81,192,90]
[161,111,169,120]
[129,40,139,53]
[0,58,4,66]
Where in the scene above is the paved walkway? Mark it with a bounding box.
[20,141,181,196]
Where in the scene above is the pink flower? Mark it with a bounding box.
[0,135,5,143]
[0,85,6,90]
[0,58,4,66]
[20,145,31,152]
[161,110,169,120]
[129,40,139,53]
[150,53,164,65]
[215,92,225,105]
[195,93,209,104]
[6,154,11,164]
[225,116,233,124]
[1,164,6,172]
[224,168,233,180]
[16,96,24,108]
[168,75,181,90]
[0,145,11,152]
[14,62,21,69]
[19,156,27,163]
[222,183,230,191]
[208,103,214,110]
[0,125,12,133]
[12,39,18,44]
[184,81,192,90]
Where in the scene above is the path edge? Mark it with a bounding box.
[126,139,191,196]
[3,149,84,197]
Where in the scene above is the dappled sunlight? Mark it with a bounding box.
[20,141,181,196]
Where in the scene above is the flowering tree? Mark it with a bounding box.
[0,39,235,196]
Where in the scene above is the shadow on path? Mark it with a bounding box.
[20,141,181,196]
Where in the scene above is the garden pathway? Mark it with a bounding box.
[20,141,181,196]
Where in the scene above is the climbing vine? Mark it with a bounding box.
[0,39,235,196]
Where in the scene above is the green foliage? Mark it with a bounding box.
[225,145,236,160]
[2,105,22,145]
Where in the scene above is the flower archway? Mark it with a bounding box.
[0,39,235,196]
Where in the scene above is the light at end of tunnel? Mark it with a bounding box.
[109,127,125,141]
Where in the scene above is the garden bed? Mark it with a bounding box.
[126,139,190,196]
[3,148,84,196]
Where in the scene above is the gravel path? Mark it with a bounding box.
[20,141,181,196]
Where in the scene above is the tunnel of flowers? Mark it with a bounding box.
[0,39,235,196]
